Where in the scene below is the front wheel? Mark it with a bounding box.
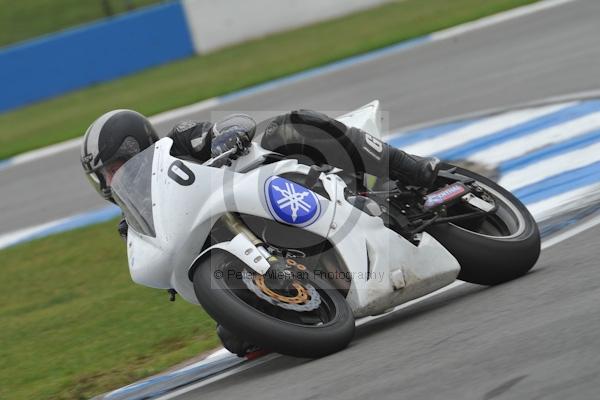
[192,251,355,358]
[427,165,541,285]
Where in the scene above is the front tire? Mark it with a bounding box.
[193,251,355,358]
[427,165,541,285]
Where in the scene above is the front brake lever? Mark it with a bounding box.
[204,147,238,167]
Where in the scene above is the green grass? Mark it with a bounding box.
[0,220,220,400]
[0,0,161,48]
[0,0,538,160]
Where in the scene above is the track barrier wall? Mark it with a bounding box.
[0,2,194,113]
[0,0,390,113]
[181,0,391,54]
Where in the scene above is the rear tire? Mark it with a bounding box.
[427,165,540,285]
[193,251,355,358]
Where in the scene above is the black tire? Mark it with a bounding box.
[193,251,355,358]
[426,165,541,286]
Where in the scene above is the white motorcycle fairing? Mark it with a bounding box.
[118,101,461,318]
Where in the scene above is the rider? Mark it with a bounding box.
[80,108,440,355]
[81,109,439,204]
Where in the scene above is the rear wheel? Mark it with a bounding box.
[427,165,540,285]
[193,251,355,358]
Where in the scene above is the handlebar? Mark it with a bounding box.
[203,147,240,168]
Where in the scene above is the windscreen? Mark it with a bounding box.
[212,114,256,139]
[111,146,156,237]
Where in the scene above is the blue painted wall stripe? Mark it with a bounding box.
[437,100,600,160]
[0,1,194,113]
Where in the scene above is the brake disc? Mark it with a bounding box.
[241,269,322,312]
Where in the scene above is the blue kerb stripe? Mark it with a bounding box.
[500,127,600,172]
[437,100,600,160]
[104,355,242,399]
[0,158,13,171]
[388,118,479,148]
[539,205,600,238]
[219,36,432,103]
[7,206,120,248]
[515,161,600,204]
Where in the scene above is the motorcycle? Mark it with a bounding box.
[111,100,540,358]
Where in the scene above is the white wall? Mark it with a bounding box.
[182,0,391,54]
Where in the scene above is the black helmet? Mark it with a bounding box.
[81,109,159,201]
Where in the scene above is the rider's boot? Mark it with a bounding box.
[388,149,441,188]
[345,124,441,188]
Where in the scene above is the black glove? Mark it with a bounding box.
[211,125,249,159]
[168,121,213,162]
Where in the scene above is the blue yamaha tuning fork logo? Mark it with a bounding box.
[265,176,321,227]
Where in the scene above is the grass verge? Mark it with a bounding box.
[0,220,219,400]
[0,0,538,160]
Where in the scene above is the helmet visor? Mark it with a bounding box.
[82,136,142,201]
[84,168,110,200]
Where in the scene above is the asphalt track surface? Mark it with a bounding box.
[164,223,600,400]
[159,1,600,399]
[2,0,600,235]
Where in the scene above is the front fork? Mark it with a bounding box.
[221,212,275,262]
[221,212,299,289]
